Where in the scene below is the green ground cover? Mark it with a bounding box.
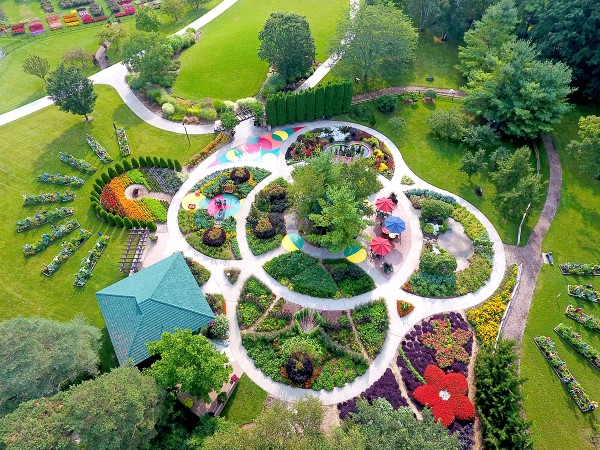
[220,374,267,425]
[0,85,212,327]
[520,105,600,450]
[172,0,349,101]
[322,32,466,91]
[335,97,549,245]
[0,0,220,114]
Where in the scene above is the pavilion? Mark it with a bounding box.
[96,252,215,365]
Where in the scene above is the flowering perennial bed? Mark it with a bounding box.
[59,152,97,174]
[115,2,135,17]
[46,15,62,30]
[85,134,112,163]
[11,23,25,35]
[402,189,494,298]
[397,312,474,446]
[42,229,92,276]
[23,191,76,205]
[63,13,79,27]
[534,336,598,412]
[100,173,167,222]
[73,235,110,287]
[23,219,80,256]
[38,172,84,187]
[467,264,518,347]
[565,305,600,332]
[554,323,600,371]
[560,263,600,276]
[28,19,45,35]
[567,285,599,303]
[421,319,472,368]
[413,365,475,427]
[116,127,130,156]
[286,126,395,179]
[187,132,231,168]
[338,368,408,419]
[16,207,74,232]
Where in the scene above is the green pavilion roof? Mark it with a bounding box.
[96,252,215,365]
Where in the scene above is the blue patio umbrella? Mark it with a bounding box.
[384,216,406,234]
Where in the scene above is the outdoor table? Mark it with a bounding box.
[381,226,390,234]
[388,233,398,239]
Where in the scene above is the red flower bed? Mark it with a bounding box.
[11,23,25,35]
[115,2,135,17]
[413,365,475,427]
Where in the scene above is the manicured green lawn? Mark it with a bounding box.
[0,0,220,115]
[0,85,213,328]
[336,97,548,245]
[520,105,600,450]
[173,0,349,101]
[220,374,267,425]
[322,32,466,91]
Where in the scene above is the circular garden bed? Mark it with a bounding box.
[178,166,271,259]
[238,277,388,391]
[285,125,395,179]
[91,156,185,228]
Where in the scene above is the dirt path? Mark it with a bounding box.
[347,311,371,361]
[390,357,422,419]
[245,297,279,333]
[500,135,563,350]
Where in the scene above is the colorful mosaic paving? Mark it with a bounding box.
[211,127,304,166]
[181,193,242,220]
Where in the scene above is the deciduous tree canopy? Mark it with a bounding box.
[46,65,97,120]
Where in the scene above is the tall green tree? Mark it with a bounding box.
[46,65,97,121]
[146,329,231,403]
[258,12,316,81]
[458,0,519,78]
[0,367,164,450]
[567,115,600,180]
[161,0,186,22]
[314,84,325,119]
[309,185,374,252]
[135,7,161,32]
[265,95,277,126]
[186,0,208,10]
[331,2,417,88]
[276,92,287,126]
[460,148,487,180]
[286,93,296,124]
[97,23,128,52]
[324,83,335,117]
[296,90,307,122]
[530,0,600,100]
[475,339,533,449]
[0,317,100,414]
[490,146,533,193]
[122,31,175,87]
[305,88,316,121]
[22,54,50,83]
[344,398,459,450]
[464,40,573,138]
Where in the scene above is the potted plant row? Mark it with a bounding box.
[16,207,74,232]
[534,336,598,412]
[567,285,599,303]
[22,191,76,206]
[23,220,81,257]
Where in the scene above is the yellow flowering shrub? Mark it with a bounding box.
[467,264,518,347]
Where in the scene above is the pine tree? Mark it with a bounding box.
[305,88,316,121]
[324,83,335,117]
[265,95,277,126]
[314,85,325,119]
[342,81,353,113]
[276,92,287,126]
[333,82,344,115]
[286,93,296,124]
[296,90,307,122]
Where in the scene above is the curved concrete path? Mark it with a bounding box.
[162,120,506,405]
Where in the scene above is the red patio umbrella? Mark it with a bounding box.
[370,237,392,256]
[375,197,395,213]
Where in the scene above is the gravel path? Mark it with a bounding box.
[352,86,466,104]
[500,135,563,349]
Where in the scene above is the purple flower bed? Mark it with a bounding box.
[398,312,474,450]
[337,368,408,420]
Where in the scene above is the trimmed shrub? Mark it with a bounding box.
[376,94,398,113]
[305,88,316,121]
[286,93,296,124]
[420,199,454,221]
[324,83,335,117]
[203,227,226,247]
[314,85,325,119]
[123,159,132,171]
[419,250,458,275]
[296,90,306,122]
[114,163,124,174]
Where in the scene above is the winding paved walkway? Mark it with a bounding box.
[500,135,563,348]
[161,120,506,404]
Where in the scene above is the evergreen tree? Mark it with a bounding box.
[324,83,335,117]
[342,80,353,113]
[305,88,316,121]
[333,82,344,115]
[314,85,325,119]
[286,93,296,124]
[276,92,287,126]
[265,95,277,126]
[296,90,307,122]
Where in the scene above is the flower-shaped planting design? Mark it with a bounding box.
[413,365,475,427]
[421,319,472,368]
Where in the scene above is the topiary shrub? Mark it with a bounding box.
[420,198,454,222]
[419,249,458,275]
[376,94,398,113]
[230,167,250,184]
[123,159,132,171]
[108,167,117,178]
[253,217,276,239]
[101,173,110,184]
[162,103,175,115]
[174,160,182,172]
[115,163,124,174]
[203,227,226,247]
[284,352,314,385]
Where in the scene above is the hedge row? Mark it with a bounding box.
[265,81,353,127]
[89,155,182,231]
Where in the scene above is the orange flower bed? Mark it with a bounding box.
[100,174,156,222]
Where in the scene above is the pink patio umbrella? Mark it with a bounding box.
[370,236,393,256]
[375,197,395,213]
